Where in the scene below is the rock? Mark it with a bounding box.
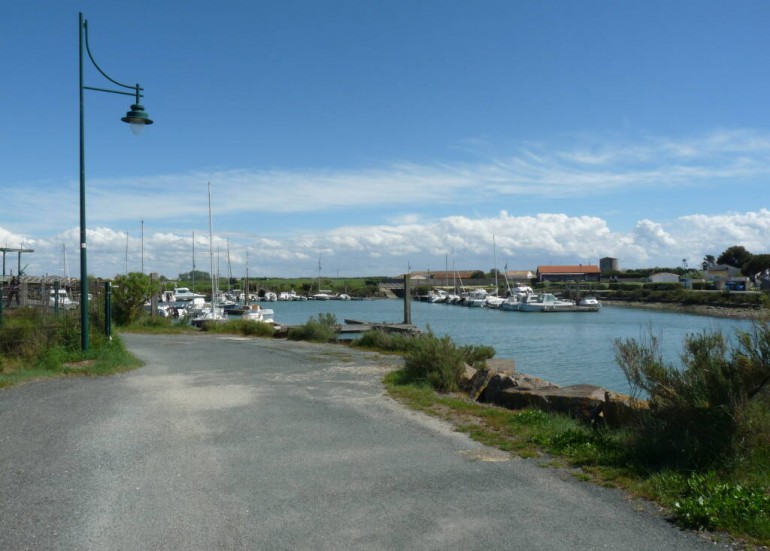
[510,374,559,391]
[492,384,607,424]
[478,373,516,403]
[468,368,494,401]
[460,364,477,392]
[485,358,517,374]
[603,391,648,428]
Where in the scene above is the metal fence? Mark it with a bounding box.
[0,280,111,355]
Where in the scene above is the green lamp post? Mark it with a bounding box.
[79,12,153,351]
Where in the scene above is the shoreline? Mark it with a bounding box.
[602,299,769,321]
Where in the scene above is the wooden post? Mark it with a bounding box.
[150,272,158,317]
[403,273,411,325]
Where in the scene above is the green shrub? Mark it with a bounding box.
[458,344,496,368]
[353,329,419,353]
[403,332,466,392]
[614,323,770,469]
[200,318,276,337]
[287,313,339,342]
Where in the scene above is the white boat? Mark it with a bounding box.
[576,296,602,311]
[173,287,206,301]
[518,293,578,312]
[48,288,77,309]
[312,293,331,301]
[484,295,505,309]
[462,289,488,307]
[241,304,275,324]
[425,289,448,303]
[500,285,534,311]
[500,295,522,311]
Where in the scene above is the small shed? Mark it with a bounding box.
[648,272,681,284]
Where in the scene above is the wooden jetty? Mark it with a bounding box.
[342,319,420,335]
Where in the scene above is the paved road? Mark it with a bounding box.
[1,333,724,550]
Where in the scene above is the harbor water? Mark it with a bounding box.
[267,299,755,394]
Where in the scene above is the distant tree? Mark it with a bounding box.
[178,270,211,282]
[742,254,770,277]
[717,246,753,269]
[702,255,717,270]
[470,270,485,279]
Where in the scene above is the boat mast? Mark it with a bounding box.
[207,183,217,314]
[493,234,499,296]
[226,238,232,293]
[191,230,196,294]
[244,249,250,303]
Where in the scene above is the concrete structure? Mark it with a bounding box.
[599,257,618,273]
[648,272,681,284]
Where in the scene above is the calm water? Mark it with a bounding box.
[267,299,754,394]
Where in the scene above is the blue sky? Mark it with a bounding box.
[3,1,770,279]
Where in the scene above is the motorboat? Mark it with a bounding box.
[172,287,206,301]
[48,289,77,309]
[500,285,534,311]
[425,290,449,303]
[576,296,602,311]
[241,304,276,324]
[518,293,578,312]
[462,289,488,307]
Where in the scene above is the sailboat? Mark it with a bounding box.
[49,244,77,309]
[190,183,228,327]
[312,254,331,300]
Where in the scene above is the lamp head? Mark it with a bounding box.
[121,104,154,135]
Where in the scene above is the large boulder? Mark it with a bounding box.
[460,364,477,392]
[467,368,494,401]
[603,390,648,428]
[478,373,516,403]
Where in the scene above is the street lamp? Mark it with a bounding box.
[79,12,153,351]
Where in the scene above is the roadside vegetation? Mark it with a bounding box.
[356,326,770,546]
[0,308,141,389]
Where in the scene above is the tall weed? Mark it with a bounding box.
[615,323,770,469]
[287,313,339,343]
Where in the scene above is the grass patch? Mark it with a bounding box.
[383,367,770,547]
[119,315,197,334]
[199,318,276,337]
[0,334,142,389]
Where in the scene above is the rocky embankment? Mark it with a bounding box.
[602,299,769,320]
[463,358,641,428]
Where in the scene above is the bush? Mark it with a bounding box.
[458,344,496,368]
[403,331,466,392]
[112,273,162,326]
[614,323,770,469]
[287,313,339,342]
[201,319,276,337]
[353,329,419,353]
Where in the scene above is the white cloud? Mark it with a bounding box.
[9,209,770,278]
[6,129,770,277]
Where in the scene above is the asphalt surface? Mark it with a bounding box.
[0,333,727,550]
